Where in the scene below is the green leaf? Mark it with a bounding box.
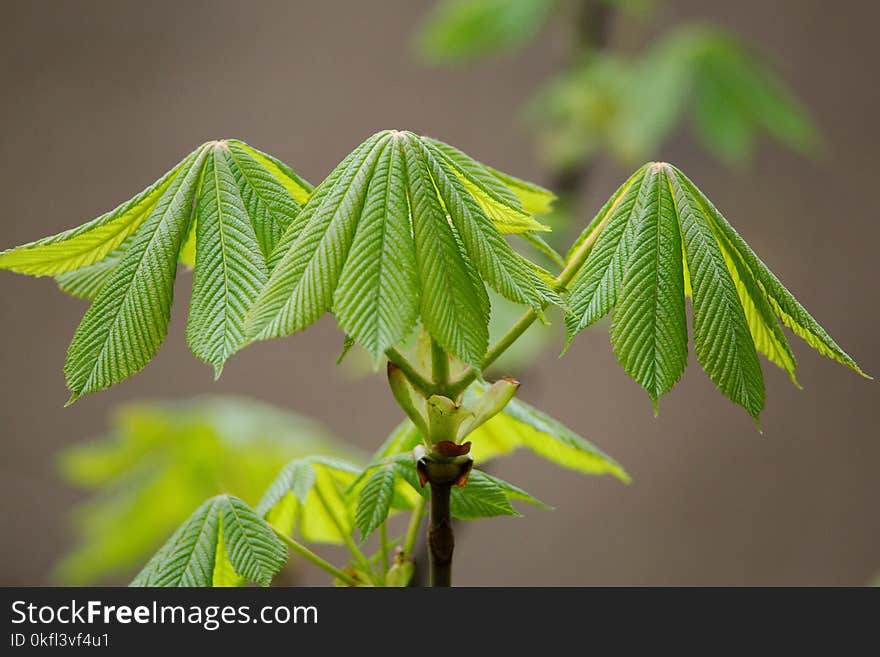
[256,456,363,545]
[401,132,489,366]
[465,384,630,482]
[219,495,287,586]
[566,164,652,338]
[567,162,865,419]
[415,0,553,65]
[230,140,313,206]
[610,165,688,410]
[394,463,532,520]
[692,34,818,163]
[449,470,519,519]
[483,165,556,216]
[423,137,550,233]
[1,140,310,400]
[186,145,269,376]
[0,159,184,276]
[669,166,765,420]
[354,464,397,541]
[484,471,551,510]
[334,137,420,359]
[693,67,755,163]
[676,168,867,379]
[417,138,552,314]
[226,141,306,261]
[64,147,207,403]
[131,497,220,587]
[132,495,286,587]
[212,528,245,587]
[246,132,387,342]
[247,131,554,368]
[711,219,799,385]
[55,241,129,299]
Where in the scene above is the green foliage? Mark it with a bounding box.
[56,396,349,585]
[246,130,557,367]
[531,26,819,170]
[354,464,398,541]
[0,140,312,401]
[566,163,867,420]
[131,495,286,587]
[414,0,555,65]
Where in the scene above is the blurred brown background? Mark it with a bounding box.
[0,0,877,586]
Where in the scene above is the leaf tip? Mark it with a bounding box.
[616,468,633,485]
[752,415,763,434]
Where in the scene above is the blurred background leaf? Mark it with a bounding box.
[416,2,819,175]
[414,0,556,64]
[55,396,356,585]
[530,26,819,171]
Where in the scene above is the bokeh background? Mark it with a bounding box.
[0,0,877,585]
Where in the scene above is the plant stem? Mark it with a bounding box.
[270,525,359,586]
[313,486,373,578]
[447,214,608,397]
[385,347,434,396]
[427,482,454,587]
[379,523,389,585]
[431,338,450,389]
[403,496,426,559]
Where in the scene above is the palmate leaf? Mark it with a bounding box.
[64,149,208,403]
[131,495,287,587]
[567,162,867,421]
[246,130,557,367]
[0,140,311,401]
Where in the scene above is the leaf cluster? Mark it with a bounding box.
[56,396,352,584]
[566,162,866,420]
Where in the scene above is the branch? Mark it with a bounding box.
[385,347,434,396]
[270,525,358,586]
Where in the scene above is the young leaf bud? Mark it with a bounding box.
[426,394,472,443]
[387,362,429,435]
[457,378,520,440]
